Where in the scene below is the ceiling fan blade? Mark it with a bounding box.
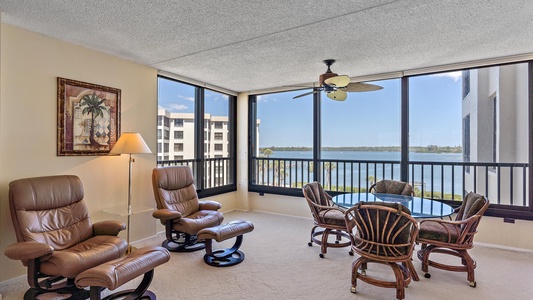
[327,90,347,101]
[293,90,317,99]
[324,75,350,87]
[343,82,383,92]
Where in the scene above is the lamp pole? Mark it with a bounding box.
[127,153,134,253]
[109,132,152,254]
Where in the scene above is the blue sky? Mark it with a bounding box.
[257,72,462,147]
[158,78,229,116]
[158,72,463,148]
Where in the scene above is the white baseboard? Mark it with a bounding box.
[475,241,533,254]
[248,209,313,220]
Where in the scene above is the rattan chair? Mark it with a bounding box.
[417,192,489,287]
[344,202,419,300]
[302,182,355,258]
[369,179,414,196]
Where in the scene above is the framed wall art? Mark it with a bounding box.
[57,77,121,156]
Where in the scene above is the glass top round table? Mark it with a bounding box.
[332,193,454,219]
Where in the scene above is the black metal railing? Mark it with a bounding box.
[251,157,529,206]
[157,157,232,189]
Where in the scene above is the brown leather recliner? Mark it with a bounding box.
[152,166,224,252]
[3,175,128,300]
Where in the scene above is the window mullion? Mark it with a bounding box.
[195,87,205,190]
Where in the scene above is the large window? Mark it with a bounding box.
[458,63,529,207]
[249,61,532,220]
[250,90,313,189]
[157,76,236,197]
[255,90,313,158]
[321,79,401,190]
[409,71,463,197]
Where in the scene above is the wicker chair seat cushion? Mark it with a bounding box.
[318,209,346,227]
[418,221,458,243]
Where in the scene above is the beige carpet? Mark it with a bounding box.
[1,210,533,300]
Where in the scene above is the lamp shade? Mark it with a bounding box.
[109,132,152,155]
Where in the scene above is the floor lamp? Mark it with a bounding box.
[110,132,152,253]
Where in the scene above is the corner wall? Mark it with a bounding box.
[0,24,160,281]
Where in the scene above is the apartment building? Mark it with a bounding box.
[157,109,230,161]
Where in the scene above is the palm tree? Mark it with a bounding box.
[272,160,288,187]
[323,161,336,189]
[79,92,108,148]
[261,148,273,158]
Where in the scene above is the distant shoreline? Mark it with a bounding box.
[259,146,462,154]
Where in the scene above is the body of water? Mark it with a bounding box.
[264,150,464,195]
[270,150,462,162]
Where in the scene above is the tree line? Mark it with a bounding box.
[259,145,462,154]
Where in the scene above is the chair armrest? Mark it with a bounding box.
[4,242,53,261]
[420,217,473,227]
[199,200,222,211]
[313,202,346,213]
[93,220,126,236]
[153,209,182,220]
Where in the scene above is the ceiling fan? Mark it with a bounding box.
[293,59,382,101]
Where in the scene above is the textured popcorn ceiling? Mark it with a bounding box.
[1,0,532,93]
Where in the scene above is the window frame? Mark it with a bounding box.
[157,75,237,198]
[248,60,533,220]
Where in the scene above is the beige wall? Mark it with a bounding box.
[0,23,240,283]
[1,22,532,285]
[0,23,160,281]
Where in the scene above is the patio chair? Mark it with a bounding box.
[344,202,419,300]
[302,182,355,258]
[369,179,414,196]
[416,191,489,287]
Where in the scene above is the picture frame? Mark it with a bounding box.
[57,77,121,156]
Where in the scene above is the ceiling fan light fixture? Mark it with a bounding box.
[292,59,383,100]
[327,90,347,101]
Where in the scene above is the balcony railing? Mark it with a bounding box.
[157,157,232,189]
[251,157,529,206]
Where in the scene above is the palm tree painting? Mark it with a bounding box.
[57,77,121,156]
[79,92,109,149]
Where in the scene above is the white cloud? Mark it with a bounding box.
[257,95,277,103]
[430,71,462,82]
[177,95,194,102]
[169,103,188,111]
